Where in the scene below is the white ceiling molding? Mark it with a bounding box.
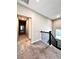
[52,14,61,19]
[17,2,51,19]
[17,0,61,20]
[52,17,61,21]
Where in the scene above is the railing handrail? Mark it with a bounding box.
[49,31,57,47]
[40,31,49,33]
[40,31,60,50]
[50,32,56,41]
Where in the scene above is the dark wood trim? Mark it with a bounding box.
[49,31,51,45]
[40,31,49,33]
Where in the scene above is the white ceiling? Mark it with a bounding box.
[17,0,61,19]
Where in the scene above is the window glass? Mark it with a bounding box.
[55,29,61,39]
[20,25,24,32]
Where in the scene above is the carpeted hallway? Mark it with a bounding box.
[18,35,31,45]
[17,39,61,59]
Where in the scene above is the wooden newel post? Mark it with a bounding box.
[49,31,51,45]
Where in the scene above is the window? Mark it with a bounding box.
[20,25,24,32]
[55,29,61,40]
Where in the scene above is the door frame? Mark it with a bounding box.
[17,14,32,41]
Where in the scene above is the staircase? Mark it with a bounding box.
[40,31,61,50]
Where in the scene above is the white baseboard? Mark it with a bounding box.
[31,39,41,43]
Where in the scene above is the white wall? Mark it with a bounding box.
[17,3,52,43]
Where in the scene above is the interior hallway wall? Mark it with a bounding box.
[52,19,61,36]
[53,19,61,29]
[17,3,52,43]
[52,19,61,48]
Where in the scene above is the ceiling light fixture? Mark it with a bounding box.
[36,0,40,2]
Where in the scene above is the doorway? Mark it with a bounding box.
[19,20,26,35]
[17,15,32,41]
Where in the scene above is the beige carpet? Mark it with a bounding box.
[17,40,61,59]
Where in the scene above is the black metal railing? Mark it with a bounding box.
[49,31,57,47]
[40,31,61,50]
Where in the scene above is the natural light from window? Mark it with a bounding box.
[55,29,61,40]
